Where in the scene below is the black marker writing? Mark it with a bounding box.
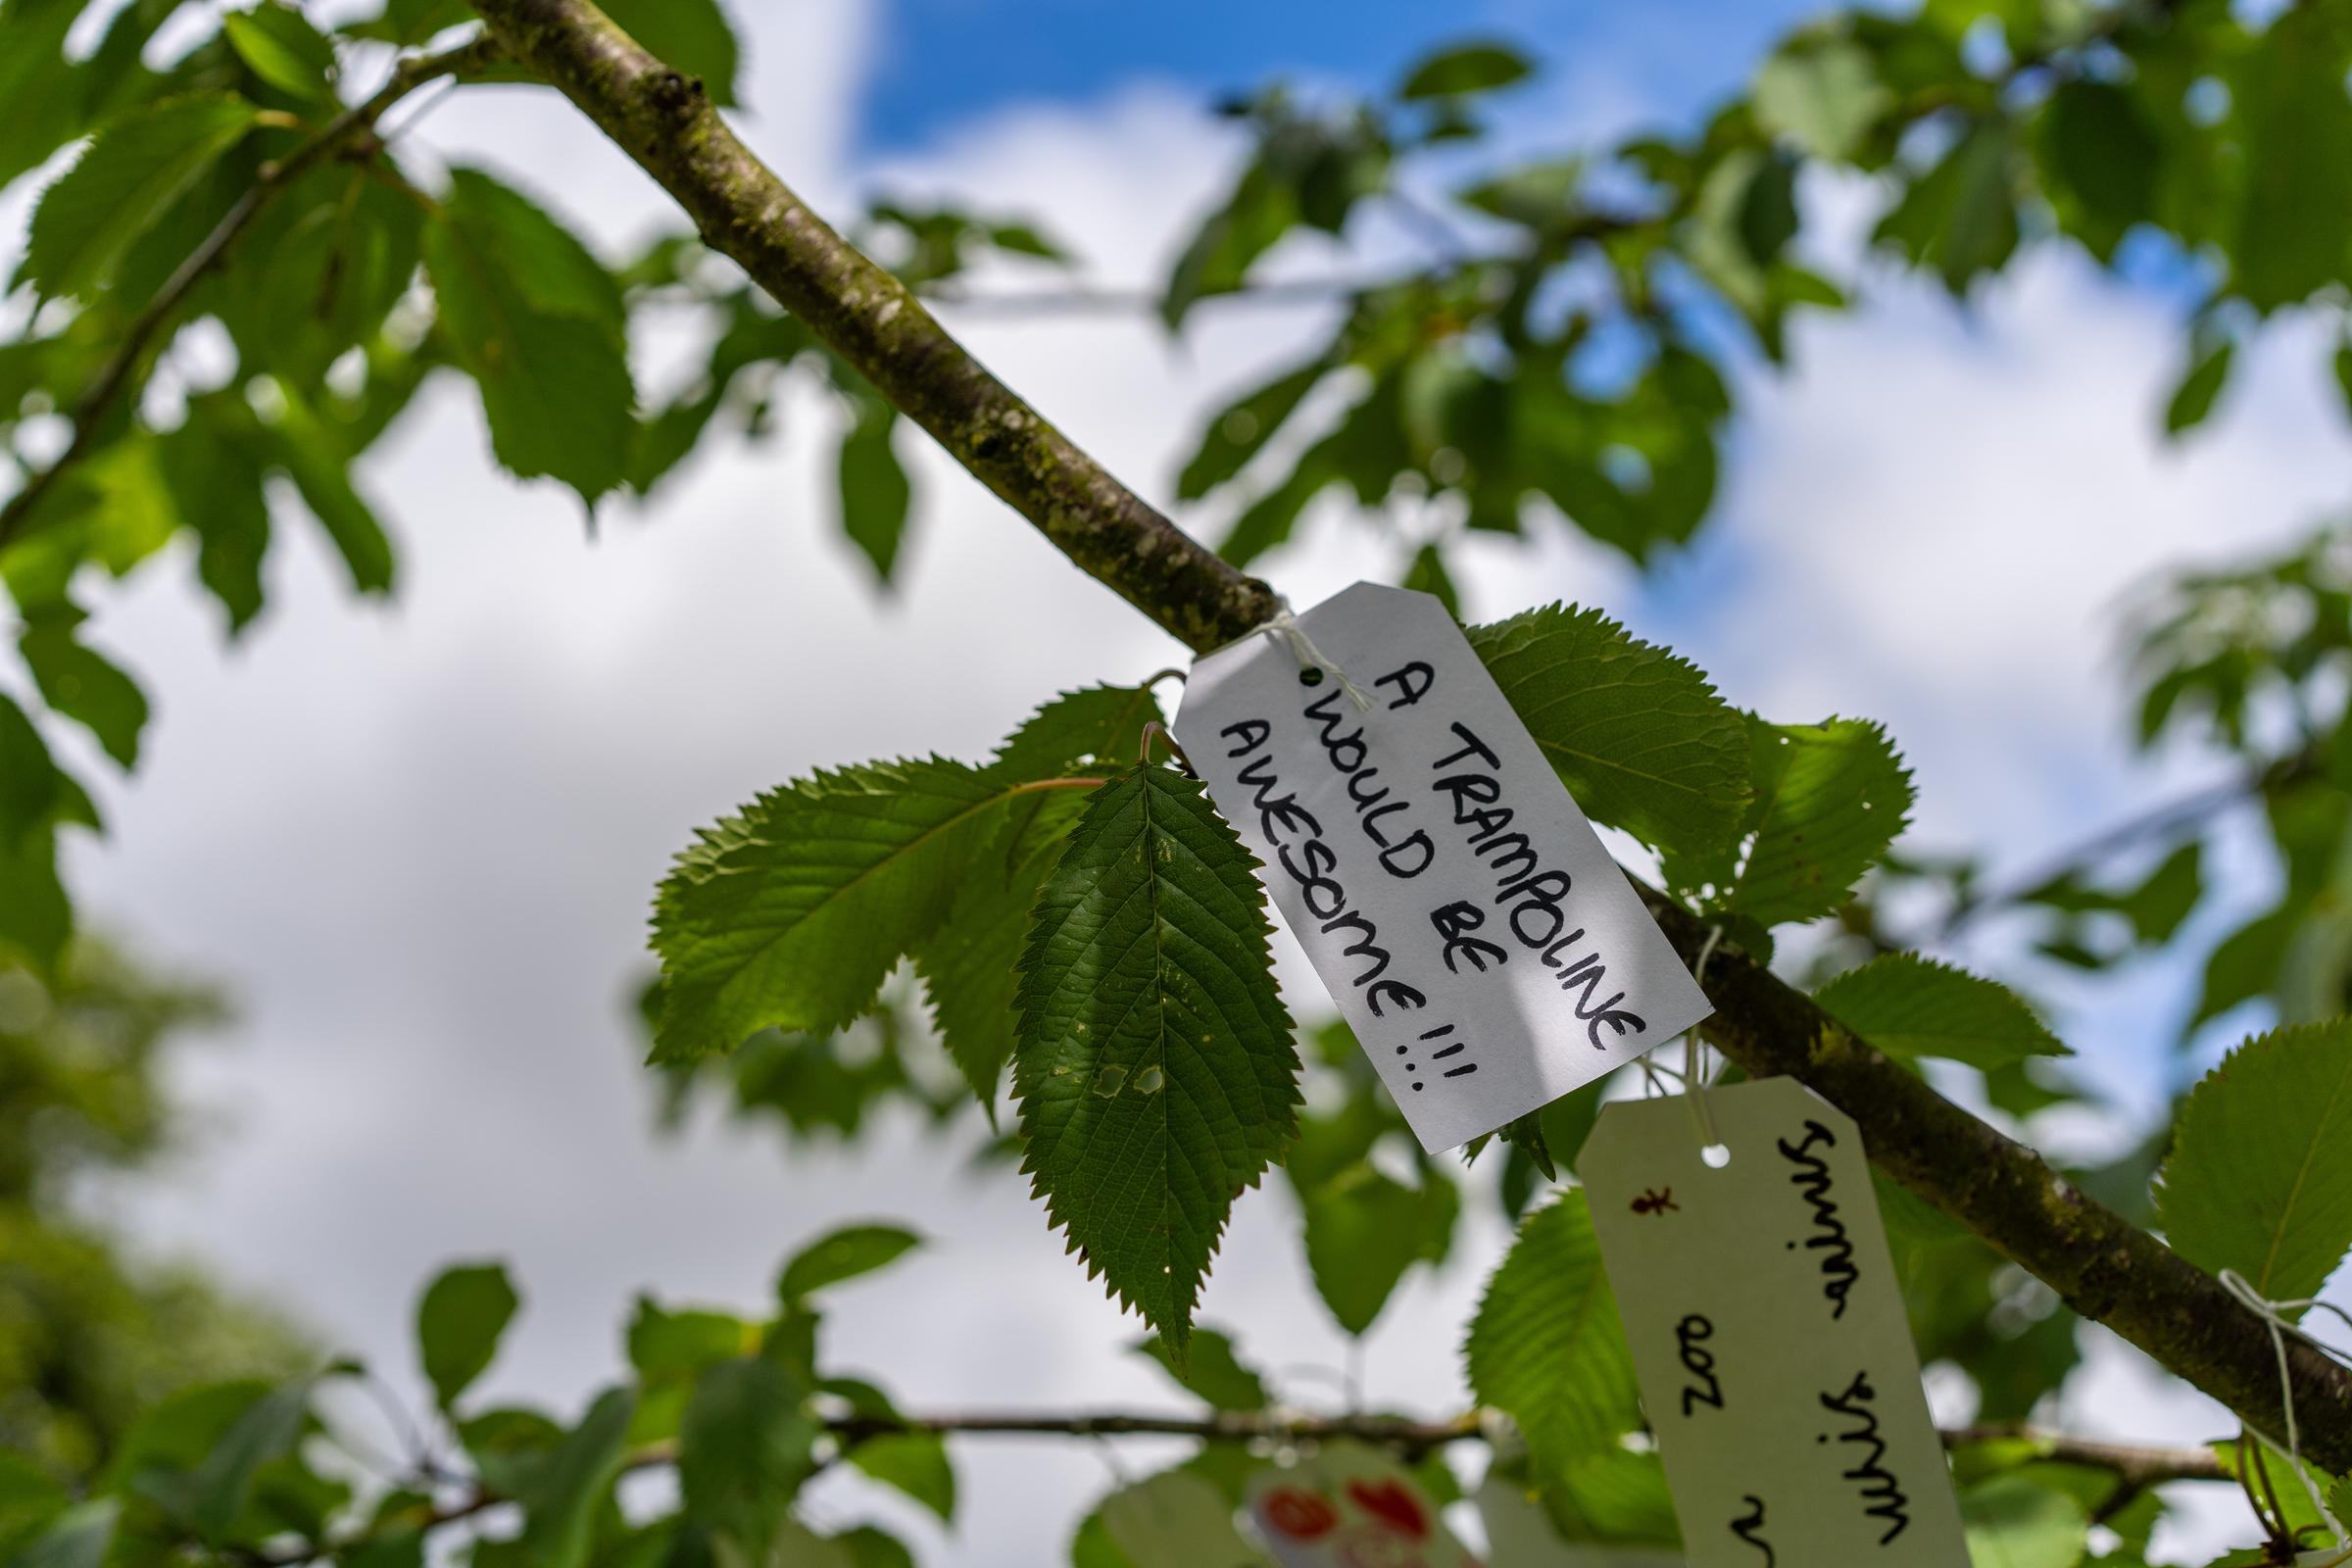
[1376,661,1433,709]
[1221,721,1426,1018]
[1393,1023,1477,1092]
[1302,689,1434,879]
[1430,900,1507,974]
[1427,721,1646,1046]
[1731,1496,1775,1565]
[1817,1372,1911,1544]
[1777,1119,1860,1319]
[1676,1313,1723,1416]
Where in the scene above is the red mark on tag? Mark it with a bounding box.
[1262,1488,1338,1541]
[1346,1478,1429,1539]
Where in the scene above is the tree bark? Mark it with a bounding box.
[469,0,2352,1469]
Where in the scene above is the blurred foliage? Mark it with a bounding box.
[0,942,307,1482]
[9,1,2352,1565]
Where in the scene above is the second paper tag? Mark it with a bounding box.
[1580,1078,1969,1568]
[1173,583,1712,1151]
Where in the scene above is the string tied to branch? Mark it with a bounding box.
[1680,922,1728,1152]
[1251,598,1373,711]
[2217,1267,2352,1557]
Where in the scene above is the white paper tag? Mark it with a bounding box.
[1246,1444,1477,1568]
[1580,1078,1968,1568]
[1173,582,1713,1152]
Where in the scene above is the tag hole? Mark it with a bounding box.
[1298,667,1325,687]
[1700,1144,1732,1169]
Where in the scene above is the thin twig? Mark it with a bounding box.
[1933,749,2317,942]
[244,1408,2229,1567]
[0,31,505,554]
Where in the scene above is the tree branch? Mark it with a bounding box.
[467,0,2352,1470]
[470,0,1273,655]
[0,31,504,555]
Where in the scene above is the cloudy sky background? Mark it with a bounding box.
[20,0,2352,1560]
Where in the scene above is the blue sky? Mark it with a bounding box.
[854,0,1828,155]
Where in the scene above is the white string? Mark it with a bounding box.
[2218,1267,2352,1549]
[1253,599,1374,711]
[1681,923,1728,1151]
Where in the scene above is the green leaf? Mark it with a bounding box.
[1302,1163,1454,1336]
[836,406,912,584]
[2163,339,2233,437]
[1753,39,1888,160]
[1959,1476,2087,1568]
[848,1432,955,1523]
[20,612,146,769]
[1161,155,1298,329]
[1530,1446,1680,1544]
[519,1388,636,1568]
[345,0,473,46]
[24,94,260,300]
[2232,2,2352,311]
[1720,716,1912,926]
[0,0,86,196]
[915,687,1161,1108]
[1814,955,2068,1070]
[416,1261,520,1409]
[833,1525,915,1568]
[1875,117,2021,294]
[991,684,1165,784]
[1013,765,1298,1363]
[1399,542,1458,615]
[678,1359,816,1566]
[0,694,63,850]
[0,1452,66,1545]
[1736,150,1800,266]
[0,815,73,973]
[776,1223,921,1301]
[1176,359,1325,501]
[2156,1021,2352,1306]
[1469,603,1750,860]
[1129,1326,1267,1412]
[913,817,1068,1110]
[599,0,741,108]
[266,388,397,595]
[2335,336,2352,424]
[2119,840,2203,944]
[1396,41,1533,100]
[8,1502,118,1568]
[423,168,634,504]
[653,758,1038,1060]
[223,4,337,106]
[160,401,273,636]
[141,1384,308,1543]
[239,174,425,384]
[1462,1191,1641,1471]
[1217,439,1335,567]
[2036,79,2159,260]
